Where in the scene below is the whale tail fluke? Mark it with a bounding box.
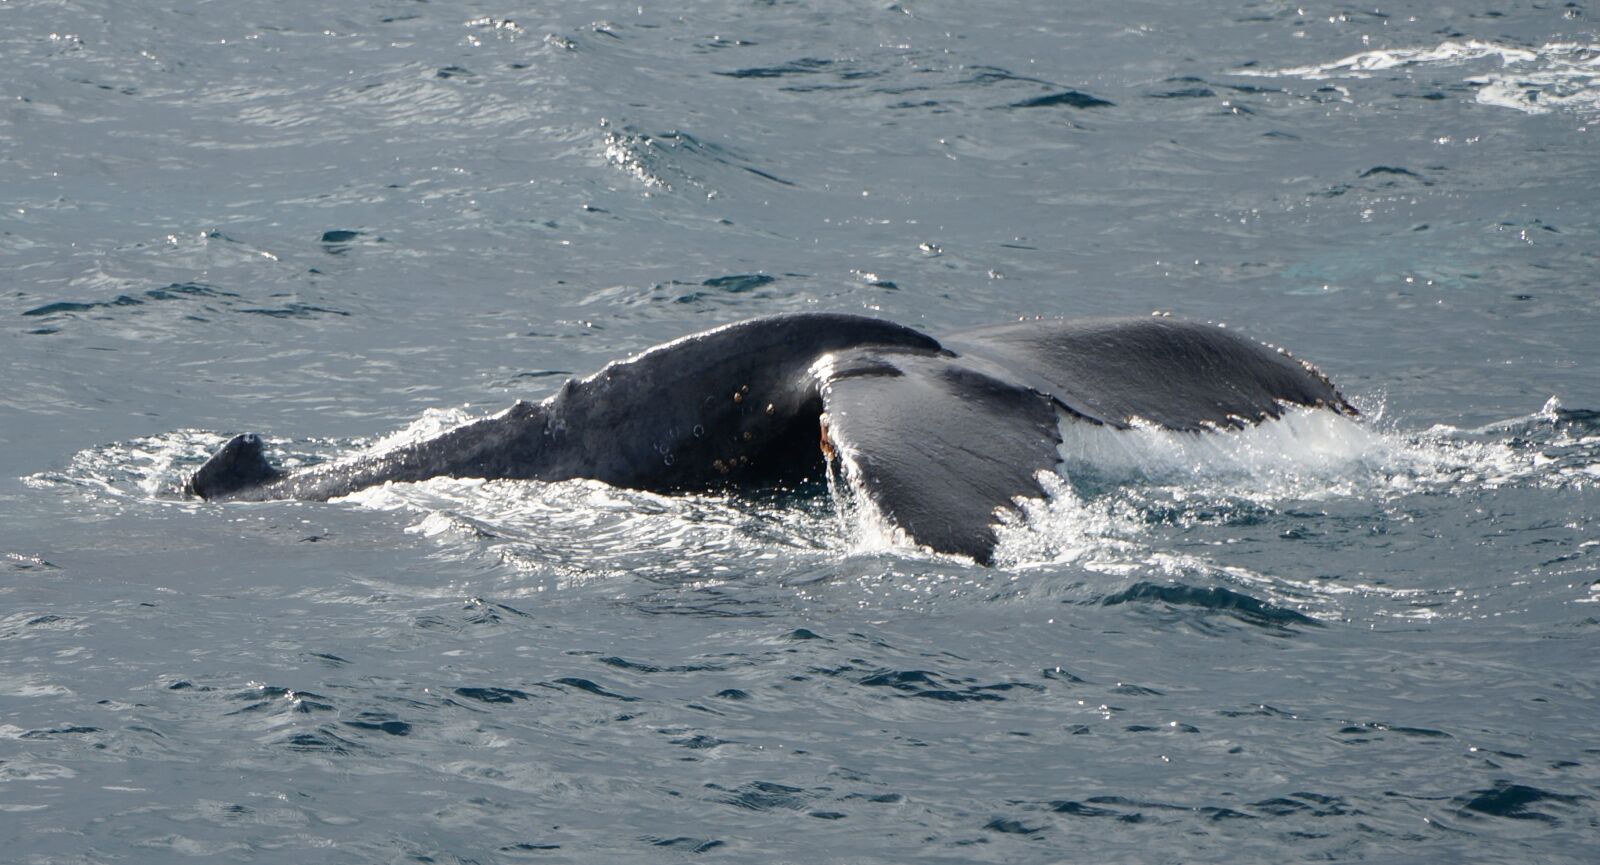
[817,350,1064,565]
[188,433,284,500]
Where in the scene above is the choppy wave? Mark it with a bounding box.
[601,124,799,194]
[1236,40,1600,115]
[986,399,1597,622]
[8,1,1598,860]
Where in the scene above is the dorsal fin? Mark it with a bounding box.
[188,434,284,499]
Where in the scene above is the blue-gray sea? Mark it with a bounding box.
[4,1,1598,862]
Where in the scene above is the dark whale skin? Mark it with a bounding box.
[188,313,1352,563]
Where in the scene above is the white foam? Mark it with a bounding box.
[1067,404,1548,496]
[343,474,845,586]
[1469,46,1600,115]
[339,402,1579,578]
[33,396,1588,595]
[1241,40,1544,78]
[1236,40,1600,116]
[991,405,1549,573]
[821,441,926,562]
[1055,407,1379,496]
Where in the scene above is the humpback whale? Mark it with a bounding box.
[188,313,1353,563]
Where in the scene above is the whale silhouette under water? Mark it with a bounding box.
[188,312,1353,564]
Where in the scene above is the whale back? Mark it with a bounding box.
[542,313,943,490]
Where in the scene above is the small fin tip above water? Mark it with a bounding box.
[188,433,283,500]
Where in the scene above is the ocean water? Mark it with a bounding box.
[4,1,1598,862]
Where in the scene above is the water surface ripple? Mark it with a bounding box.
[3,1,1597,862]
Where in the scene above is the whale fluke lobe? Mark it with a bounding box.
[187,312,1353,563]
[187,433,284,499]
[942,317,1352,430]
[818,350,1063,564]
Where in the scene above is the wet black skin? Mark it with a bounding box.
[188,314,939,501]
[188,312,1352,563]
